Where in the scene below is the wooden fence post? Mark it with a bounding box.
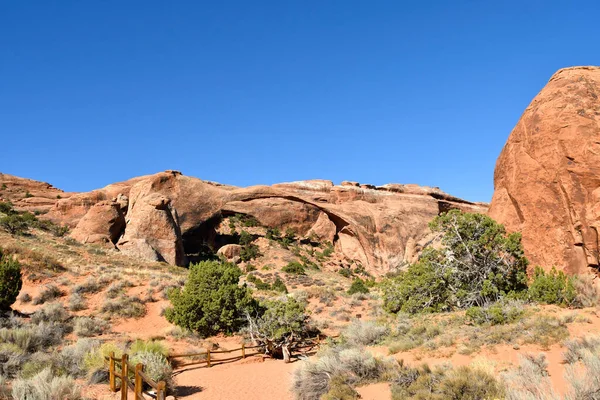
[157,381,166,400]
[134,364,143,399]
[241,343,246,359]
[121,354,129,400]
[207,348,211,367]
[109,352,116,392]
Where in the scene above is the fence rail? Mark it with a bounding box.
[109,353,167,400]
[106,334,333,397]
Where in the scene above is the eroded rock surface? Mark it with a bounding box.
[490,66,600,274]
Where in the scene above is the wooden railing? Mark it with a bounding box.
[109,353,167,400]
[106,335,331,397]
[168,342,264,367]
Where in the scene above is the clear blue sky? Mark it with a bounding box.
[1,1,599,202]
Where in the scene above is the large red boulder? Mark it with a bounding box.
[490,66,600,274]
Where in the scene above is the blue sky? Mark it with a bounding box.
[1,1,599,202]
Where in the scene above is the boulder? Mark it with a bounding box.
[70,201,125,246]
[217,244,242,262]
[490,66,600,274]
[118,191,186,266]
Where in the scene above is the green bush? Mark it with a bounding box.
[382,211,528,314]
[528,266,576,306]
[282,261,306,275]
[0,250,22,310]
[248,297,309,345]
[0,214,29,235]
[165,260,257,337]
[466,300,525,325]
[347,279,369,295]
[271,277,288,293]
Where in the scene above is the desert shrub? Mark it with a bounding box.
[106,281,125,299]
[32,284,63,305]
[383,210,528,314]
[71,277,101,294]
[266,227,281,241]
[58,339,100,377]
[338,268,352,278]
[563,336,600,364]
[271,277,288,293]
[564,349,600,400]
[528,266,576,306]
[130,351,173,390]
[31,303,69,324]
[391,362,504,400]
[245,296,310,360]
[129,339,168,357]
[0,214,29,235]
[0,323,66,353]
[292,345,390,400]
[101,295,146,318]
[74,317,109,337]
[11,368,82,400]
[343,320,388,347]
[165,260,257,336]
[502,353,558,400]
[347,278,369,295]
[0,250,22,310]
[572,274,600,308]
[83,342,123,376]
[321,375,359,400]
[246,274,271,290]
[283,261,306,275]
[68,293,86,311]
[0,201,13,214]
[466,299,525,325]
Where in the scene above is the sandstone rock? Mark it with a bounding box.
[70,200,125,246]
[217,244,242,262]
[0,173,72,213]
[306,212,336,243]
[9,169,486,274]
[490,66,600,274]
[118,190,186,266]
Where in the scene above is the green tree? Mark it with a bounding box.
[0,249,23,311]
[0,214,29,235]
[245,297,310,362]
[382,210,528,314]
[347,278,369,295]
[528,266,576,306]
[164,260,257,336]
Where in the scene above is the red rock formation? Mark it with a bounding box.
[3,171,486,274]
[490,66,600,274]
[0,173,72,213]
[70,201,125,246]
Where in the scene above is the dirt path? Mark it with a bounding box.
[173,356,297,399]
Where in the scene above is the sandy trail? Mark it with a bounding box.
[174,357,297,399]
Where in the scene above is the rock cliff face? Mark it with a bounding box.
[490,66,600,274]
[29,170,485,275]
[0,173,72,213]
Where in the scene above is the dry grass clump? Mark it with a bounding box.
[31,303,69,324]
[391,361,505,400]
[32,284,63,305]
[71,277,101,294]
[291,344,393,400]
[68,293,86,311]
[11,368,82,400]
[74,317,110,337]
[101,295,146,318]
[502,353,559,400]
[572,274,600,308]
[343,320,389,347]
